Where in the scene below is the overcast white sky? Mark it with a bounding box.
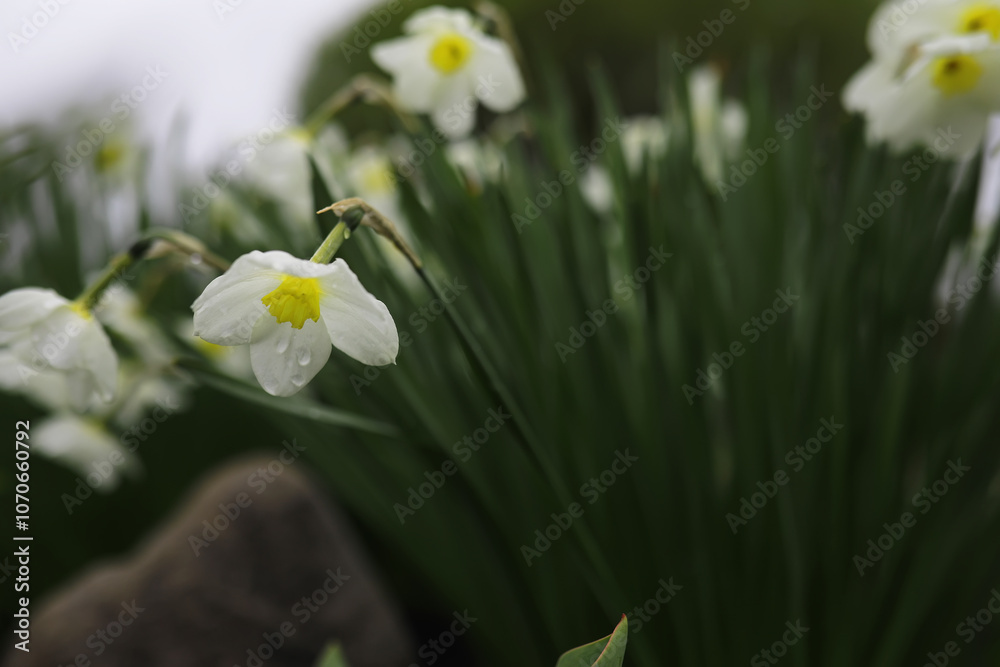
[0,0,375,168]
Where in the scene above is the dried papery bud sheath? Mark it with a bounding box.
[317,198,423,270]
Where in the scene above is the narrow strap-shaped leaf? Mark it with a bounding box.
[178,359,399,438]
[314,643,350,667]
[556,615,629,667]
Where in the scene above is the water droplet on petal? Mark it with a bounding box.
[291,373,306,387]
[275,334,291,354]
[297,348,311,366]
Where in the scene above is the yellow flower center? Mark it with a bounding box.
[932,55,983,95]
[429,33,473,74]
[95,142,126,173]
[69,301,92,320]
[360,162,396,195]
[261,276,322,329]
[959,4,1000,40]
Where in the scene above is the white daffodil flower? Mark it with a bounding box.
[579,165,616,215]
[242,130,316,234]
[621,116,670,175]
[371,6,526,139]
[446,137,508,188]
[688,65,749,186]
[0,288,117,408]
[845,0,1000,157]
[33,414,138,492]
[347,145,403,218]
[192,250,398,397]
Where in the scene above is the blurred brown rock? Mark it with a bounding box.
[4,453,413,667]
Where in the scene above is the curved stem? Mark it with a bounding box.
[304,74,419,138]
[74,228,230,311]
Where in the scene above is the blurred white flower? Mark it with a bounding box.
[0,288,117,408]
[33,414,139,491]
[347,145,402,216]
[242,130,316,235]
[111,369,189,428]
[975,115,1000,244]
[688,65,748,186]
[97,288,177,367]
[621,116,670,175]
[579,165,616,215]
[844,0,1000,157]
[446,137,508,188]
[192,250,398,397]
[207,191,273,248]
[0,350,82,412]
[372,6,526,139]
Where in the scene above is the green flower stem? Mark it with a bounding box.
[310,209,364,264]
[73,250,136,311]
[74,228,230,311]
[310,222,349,264]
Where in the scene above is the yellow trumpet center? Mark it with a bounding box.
[261,276,322,329]
[429,33,473,74]
[932,55,983,95]
[960,4,1000,40]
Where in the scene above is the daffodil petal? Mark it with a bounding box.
[27,306,118,401]
[0,287,66,345]
[374,35,441,112]
[317,260,399,366]
[33,415,136,491]
[471,37,525,113]
[249,315,332,397]
[433,72,480,139]
[403,6,475,34]
[192,251,284,345]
